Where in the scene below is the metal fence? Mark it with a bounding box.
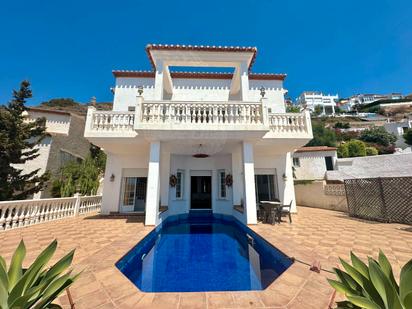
[344,177,412,225]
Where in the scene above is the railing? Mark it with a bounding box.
[0,195,102,231]
[268,112,310,134]
[91,111,135,132]
[85,103,311,137]
[141,101,264,125]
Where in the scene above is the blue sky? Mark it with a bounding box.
[1,0,411,105]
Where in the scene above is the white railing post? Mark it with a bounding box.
[261,97,269,127]
[85,106,96,133]
[73,193,81,217]
[134,95,143,130]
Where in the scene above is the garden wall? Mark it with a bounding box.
[295,180,348,212]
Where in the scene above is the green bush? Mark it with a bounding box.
[328,250,412,309]
[338,140,367,158]
[360,127,397,147]
[337,143,349,158]
[306,122,337,147]
[403,129,412,146]
[0,239,79,308]
[366,146,379,156]
[347,140,366,157]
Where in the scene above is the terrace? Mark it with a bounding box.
[1,206,411,308]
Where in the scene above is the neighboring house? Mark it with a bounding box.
[292,146,337,180]
[15,108,91,199]
[347,93,404,111]
[296,91,338,115]
[384,119,412,149]
[326,152,412,182]
[84,44,313,226]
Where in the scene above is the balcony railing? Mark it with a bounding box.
[140,101,263,125]
[85,100,312,138]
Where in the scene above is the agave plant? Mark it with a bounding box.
[0,239,79,309]
[328,250,412,309]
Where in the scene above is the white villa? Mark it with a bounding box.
[84,44,313,226]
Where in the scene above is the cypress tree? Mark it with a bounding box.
[0,81,50,200]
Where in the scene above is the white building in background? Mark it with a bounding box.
[347,93,404,111]
[384,118,412,149]
[296,92,338,115]
[84,44,313,226]
[292,146,337,180]
[15,108,90,199]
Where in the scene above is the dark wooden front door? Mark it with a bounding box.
[191,176,212,209]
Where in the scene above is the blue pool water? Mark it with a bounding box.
[116,214,293,292]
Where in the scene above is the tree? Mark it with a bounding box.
[306,122,337,147]
[0,81,49,200]
[359,126,397,146]
[313,105,323,116]
[403,129,412,146]
[334,122,350,129]
[51,154,103,198]
[286,105,300,113]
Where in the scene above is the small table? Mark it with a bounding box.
[259,201,282,224]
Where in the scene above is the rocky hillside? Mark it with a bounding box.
[36,98,112,116]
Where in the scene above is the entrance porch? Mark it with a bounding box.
[100,139,297,226]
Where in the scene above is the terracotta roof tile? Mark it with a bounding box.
[145,44,258,71]
[112,70,286,81]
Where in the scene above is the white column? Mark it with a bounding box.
[240,61,250,101]
[242,142,257,224]
[145,141,161,225]
[283,152,297,213]
[231,144,242,206]
[160,151,170,208]
[153,60,164,100]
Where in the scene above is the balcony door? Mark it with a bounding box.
[121,177,147,213]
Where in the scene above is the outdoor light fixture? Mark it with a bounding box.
[192,144,209,158]
[260,87,266,98]
[137,86,144,95]
[110,174,115,182]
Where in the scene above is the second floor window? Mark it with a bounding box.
[293,157,300,167]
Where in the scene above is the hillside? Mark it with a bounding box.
[37,98,112,116]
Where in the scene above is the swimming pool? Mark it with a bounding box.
[116,213,293,292]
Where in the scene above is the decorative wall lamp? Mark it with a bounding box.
[260,87,266,98]
[137,86,144,95]
[282,173,288,181]
[110,174,115,182]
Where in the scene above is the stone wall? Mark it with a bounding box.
[294,180,348,212]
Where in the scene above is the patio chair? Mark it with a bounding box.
[277,201,293,223]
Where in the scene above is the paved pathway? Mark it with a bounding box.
[1,207,411,308]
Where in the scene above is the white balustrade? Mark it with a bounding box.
[0,195,102,232]
[141,101,264,125]
[268,112,309,134]
[91,111,135,132]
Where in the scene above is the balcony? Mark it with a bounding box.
[84,99,312,140]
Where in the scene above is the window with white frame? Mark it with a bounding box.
[218,170,226,199]
[175,170,184,199]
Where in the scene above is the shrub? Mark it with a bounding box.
[360,127,397,146]
[328,250,412,309]
[0,239,79,308]
[334,122,351,129]
[306,122,337,147]
[403,129,412,146]
[347,140,366,157]
[337,143,349,158]
[365,146,379,156]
